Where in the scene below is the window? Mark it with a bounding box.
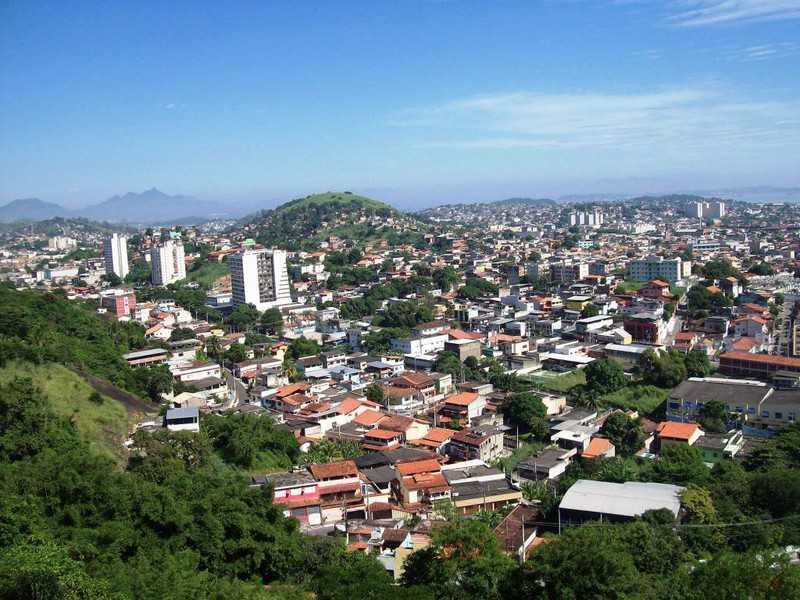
[775,412,783,420]
[762,411,770,418]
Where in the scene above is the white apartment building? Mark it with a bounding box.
[229,248,292,311]
[151,241,186,285]
[569,209,604,228]
[627,255,686,283]
[103,233,129,279]
[686,201,725,219]
[390,333,449,355]
[47,236,77,251]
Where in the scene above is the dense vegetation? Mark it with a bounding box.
[0,286,171,400]
[242,192,425,250]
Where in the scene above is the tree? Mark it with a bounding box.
[434,351,462,380]
[698,400,727,433]
[601,413,644,456]
[365,383,384,404]
[169,327,196,342]
[225,343,248,365]
[260,308,284,336]
[637,349,688,388]
[289,337,320,359]
[685,349,713,378]
[585,358,626,395]
[506,392,546,431]
[401,519,514,600]
[226,303,260,331]
[649,445,709,486]
[581,303,600,318]
[102,272,122,287]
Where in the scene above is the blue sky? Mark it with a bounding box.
[1,1,799,209]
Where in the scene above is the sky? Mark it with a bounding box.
[1,0,799,210]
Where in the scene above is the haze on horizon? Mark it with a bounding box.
[1,1,799,211]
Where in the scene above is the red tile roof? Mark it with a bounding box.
[657,421,701,441]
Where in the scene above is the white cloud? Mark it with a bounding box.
[392,88,800,151]
[724,41,799,60]
[668,0,800,26]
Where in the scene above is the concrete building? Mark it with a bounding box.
[686,200,725,219]
[627,255,685,283]
[559,480,684,527]
[229,248,292,311]
[103,233,129,279]
[151,241,186,286]
[100,288,137,318]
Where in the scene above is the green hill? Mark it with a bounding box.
[0,361,131,463]
[241,191,425,249]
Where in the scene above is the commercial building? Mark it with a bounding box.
[229,248,292,311]
[666,377,772,423]
[719,351,800,380]
[627,255,686,283]
[151,241,186,285]
[558,480,684,527]
[103,233,129,279]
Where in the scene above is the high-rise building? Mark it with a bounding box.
[568,210,604,228]
[686,201,725,219]
[151,241,186,285]
[229,248,292,311]
[103,234,129,279]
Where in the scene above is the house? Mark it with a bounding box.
[581,437,616,459]
[393,459,450,508]
[308,460,363,524]
[695,431,745,464]
[494,505,543,562]
[380,385,424,416]
[559,480,684,527]
[447,426,505,462]
[439,391,487,424]
[408,427,456,453]
[164,407,199,433]
[657,421,704,449]
[442,461,522,515]
[733,316,769,341]
[639,279,672,300]
[390,372,439,405]
[264,471,322,526]
[377,414,430,442]
[444,339,482,362]
[517,447,576,481]
[623,312,664,344]
[123,347,169,367]
[362,428,404,452]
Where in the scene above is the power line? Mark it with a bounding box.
[513,513,800,530]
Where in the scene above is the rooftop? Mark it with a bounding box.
[559,480,684,518]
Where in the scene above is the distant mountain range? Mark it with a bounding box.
[0,188,233,224]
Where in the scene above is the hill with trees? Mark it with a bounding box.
[240,192,427,250]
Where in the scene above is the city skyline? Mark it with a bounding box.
[2,1,799,209]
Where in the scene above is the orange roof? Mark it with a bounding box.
[309,460,358,480]
[424,427,456,443]
[657,421,701,440]
[648,279,670,288]
[382,385,414,398]
[353,410,386,426]
[445,392,479,407]
[582,437,615,459]
[446,329,484,341]
[402,472,449,491]
[336,397,362,415]
[732,337,759,351]
[720,351,800,367]
[396,459,442,476]
[276,383,310,398]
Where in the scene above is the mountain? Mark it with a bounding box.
[81,188,229,223]
[241,191,424,250]
[0,198,69,222]
[492,197,557,207]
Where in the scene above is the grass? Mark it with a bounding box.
[0,361,130,463]
[187,259,229,287]
[599,384,670,416]
[525,369,587,393]
[493,441,545,474]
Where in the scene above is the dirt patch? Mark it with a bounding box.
[72,368,154,416]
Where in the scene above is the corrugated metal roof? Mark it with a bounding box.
[559,480,683,518]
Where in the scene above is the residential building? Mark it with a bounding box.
[151,241,186,285]
[103,233,129,279]
[264,472,322,526]
[447,426,505,462]
[164,407,199,433]
[627,255,685,283]
[100,289,136,318]
[657,421,704,449]
[230,248,292,311]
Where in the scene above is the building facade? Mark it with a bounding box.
[103,233,129,279]
[151,241,186,285]
[230,248,292,311]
